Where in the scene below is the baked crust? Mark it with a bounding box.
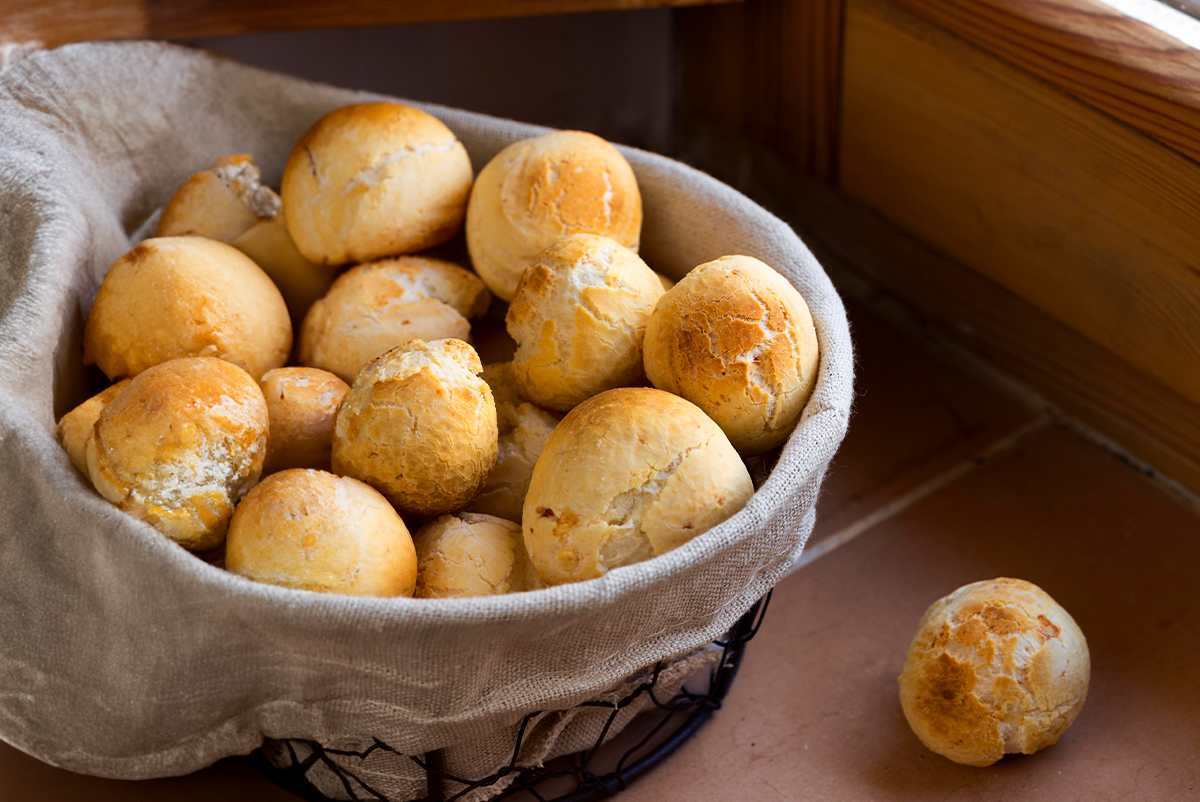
[281,102,473,265]
[82,236,292,381]
[299,255,490,383]
[643,255,819,456]
[85,357,268,551]
[260,367,349,473]
[414,512,542,598]
[226,469,417,597]
[898,578,1090,767]
[466,131,642,301]
[332,339,498,517]
[522,387,753,585]
[506,234,663,412]
[56,380,131,475]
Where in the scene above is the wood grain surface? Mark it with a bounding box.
[0,0,740,46]
[891,0,1200,165]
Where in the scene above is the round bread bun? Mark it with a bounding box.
[414,512,542,598]
[643,255,819,456]
[332,339,498,516]
[466,131,642,302]
[260,367,350,473]
[56,379,130,475]
[506,234,663,412]
[523,387,753,585]
[281,102,473,265]
[898,578,1090,767]
[465,362,559,522]
[83,236,292,381]
[85,357,268,551]
[226,469,416,597]
[299,255,490,383]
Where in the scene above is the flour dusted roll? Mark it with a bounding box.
[281,102,473,265]
[299,256,490,383]
[83,237,292,381]
[85,357,268,550]
[466,131,642,301]
[156,154,337,327]
[506,234,663,412]
[466,362,558,522]
[226,469,417,597]
[523,387,753,585]
[260,367,349,473]
[414,512,542,598]
[56,380,130,474]
[332,339,498,516]
[643,255,819,456]
[899,578,1090,767]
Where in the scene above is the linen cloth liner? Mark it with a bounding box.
[0,42,853,797]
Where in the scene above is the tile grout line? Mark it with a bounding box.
[791,414,1054,572]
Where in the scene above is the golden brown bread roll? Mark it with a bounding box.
[260,367,349,473]
[85,357,268,550]
[332,339,498,516]
[643,255,819,456]
[56,380,130,474]
[414,512,542,598]
[506,234,663,412]
[156,154,338,327]
[465,362,558,522]
[281,102,473,265]
[299,255,490,383]
[523,387,753,585]
[466,131,642,301]
[898,578,1090,767]
[83,236,292,381]
[226,469,417,597]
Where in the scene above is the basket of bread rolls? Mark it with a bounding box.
[0,42,853,801]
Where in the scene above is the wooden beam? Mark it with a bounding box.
[889,0,1200,166]
[676,0,845,180]
[0,0,742,47]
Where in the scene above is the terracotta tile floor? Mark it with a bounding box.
[4,302,1197,801]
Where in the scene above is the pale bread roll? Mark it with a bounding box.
[226,469,417,597]
[83,236,292,381]
[523,387,753,585]
[260,367,349,473]
[414,512,542,598]
[56,380,130,474]
[506,234,663,412]
[156,154,337,327]
[281,102,473,265]
[332,339,498,517]
[466,131,642,301]
[299,256,490,383]
[899,578,1090,767]
[465,362,558,522]
[85,357,268,551]
[643,255,819,456]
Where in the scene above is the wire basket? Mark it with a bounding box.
[250,592,772,802]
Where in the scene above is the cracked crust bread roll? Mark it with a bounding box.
[523,387,753,585]
[299,255,490,383]
[332,339,498,516]
[506,234,663,412]
[898,578,1090,767]
[465,362,559,523]
[643,255,819,456]
[281,102,473,265]
[56,379,130,474]
[156,154,338,328]
[414,512,543,598]
[466,131,642,302]
[83,236,292,381]
[260,368,350,474]
[85,357,268,551]
[226,469,417,597]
